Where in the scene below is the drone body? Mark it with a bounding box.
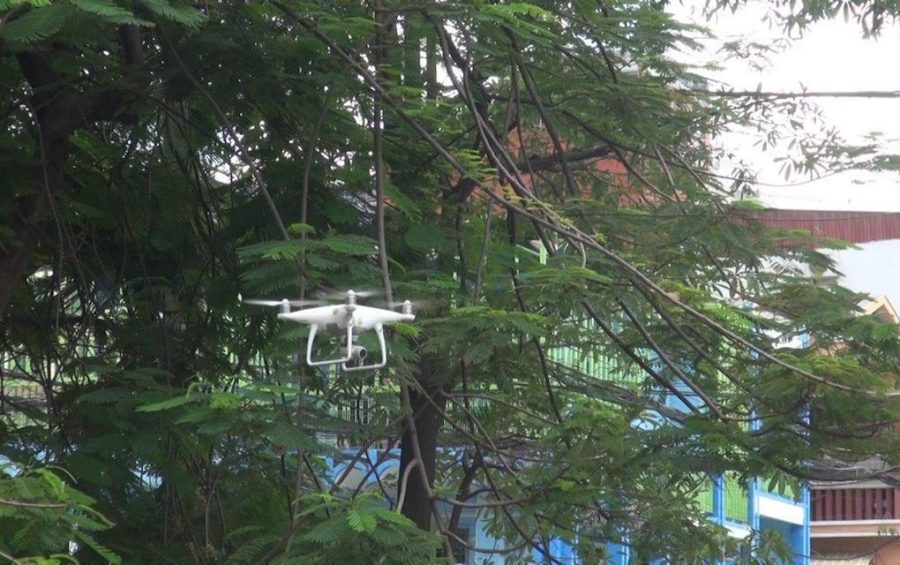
[277,303,413,330]
[246,290,414,371]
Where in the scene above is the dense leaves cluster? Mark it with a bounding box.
[2,0,899,562]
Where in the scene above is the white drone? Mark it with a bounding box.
[245,290,415,372]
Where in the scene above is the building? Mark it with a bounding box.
[327,341,812,564]
[743,209,900,565]
[329,209,900,563]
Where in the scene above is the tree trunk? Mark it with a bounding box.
[0,138,68,316]
[1,39,143,318]
[0,223,42,315]
[398,356,446,531]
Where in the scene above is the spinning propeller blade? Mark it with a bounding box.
[243,298,326,313]
[243,299,326,307]
[384,298,437,312]
[318,288,383,301]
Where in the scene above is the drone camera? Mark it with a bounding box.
[347,344,368,362]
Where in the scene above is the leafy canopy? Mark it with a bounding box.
[2,0,899,562]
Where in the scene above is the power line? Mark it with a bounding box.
[689,89,900,99]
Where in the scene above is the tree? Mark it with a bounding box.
[2,0,898,562]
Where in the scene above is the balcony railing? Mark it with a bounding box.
[812,487,899,521]
[692,474,750,524]
[725,474,749,523]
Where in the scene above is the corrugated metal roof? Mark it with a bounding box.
[734,209,900,244]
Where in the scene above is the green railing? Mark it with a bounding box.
[548,318,644,387]
[724,473,749,523]
[695,481,714,514]
[691,475,749,523]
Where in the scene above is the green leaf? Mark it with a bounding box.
[78,387,133,404]
[138,0,203,28]
[405,223,447,251]
[32,468,67,499]
[384,181,422,221]
[173,406,213,424]
[288,222,316,235]
[320,234,376,256]
[347,508,377,533]
[373,507,415,527]
[75,530,122,563]
[302,517,343,544]
[68,0,151,25]
[209,392,242,410]
[264,420,318,450]
[135,394,196,412]
[0,3,70,45]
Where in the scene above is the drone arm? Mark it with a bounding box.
[306,322,355,367]
[342,323,386,372]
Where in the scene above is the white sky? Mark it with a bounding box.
[669,3,900,304]
[675,1,900,211]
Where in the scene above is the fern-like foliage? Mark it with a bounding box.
[0,464,117,562]
[68,0,150,25]
[0,0,199,49]
[0,3,71,45]
[3,0,900,563]
[138,0,203,28]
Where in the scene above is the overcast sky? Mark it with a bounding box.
[675,1,900,211]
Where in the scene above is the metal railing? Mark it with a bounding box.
[812,487,898,521]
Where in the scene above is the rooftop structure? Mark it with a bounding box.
[737,208,900,565]
[734,209,900,245]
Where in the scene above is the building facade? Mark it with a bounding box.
[746,209,900,564]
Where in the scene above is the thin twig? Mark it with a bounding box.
[270,0,896,407]
[395,457,419,513]
[0,548,21,565]
[372,0,393,304]
[156,22,289,240]
[0,498,67,509]
[400,385,455,560]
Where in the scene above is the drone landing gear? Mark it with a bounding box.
[305,323,387,372]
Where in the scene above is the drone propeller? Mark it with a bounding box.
[243,298,326,313]
[318,288,383,302]
[383,298,439,313]
[243,298,326,307]
[320,288,436,308]
[244,291,431,319]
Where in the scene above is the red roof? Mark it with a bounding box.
[735,209,900,244]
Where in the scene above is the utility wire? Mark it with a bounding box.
[691,89,900,99]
